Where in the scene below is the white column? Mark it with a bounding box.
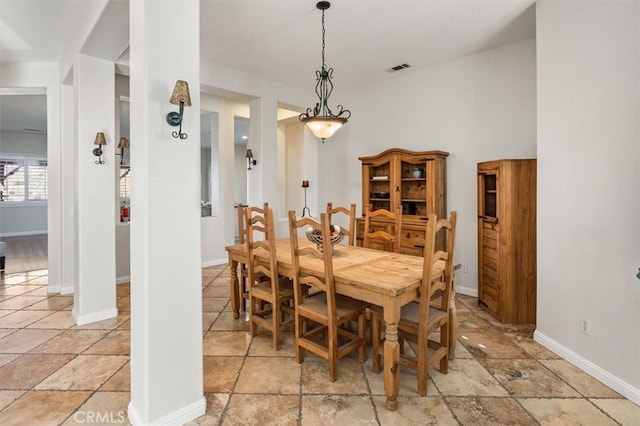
[72,54,117,324]
[248,97,279,210]
[60,83,76,294]
[128,1,205,424]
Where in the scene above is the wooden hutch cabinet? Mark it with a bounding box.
[355,148,448,256]
[477,159,536,324]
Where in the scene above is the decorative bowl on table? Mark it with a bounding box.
[306,225,344,253]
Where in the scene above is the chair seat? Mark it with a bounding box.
[302,293,368,320]
[251,278,294,299]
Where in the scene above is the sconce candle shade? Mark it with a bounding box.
[117,137,129,149]
[246,149,257,170]
[167,80,192,140]
[302,180,309,188]
[93,132,107,164]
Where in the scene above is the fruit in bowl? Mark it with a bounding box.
[306,225,344,252]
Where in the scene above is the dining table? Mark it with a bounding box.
[225,237,447,411]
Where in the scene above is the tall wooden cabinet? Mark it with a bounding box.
[477,159,536,324]
[355,148,448,256]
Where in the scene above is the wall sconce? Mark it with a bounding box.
[166,80,192,140]
[301,180,310,217]
[246,149,257,170]
[116,137,129,165]
[93,132,107,164]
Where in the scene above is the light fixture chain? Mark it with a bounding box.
[321,8,326,68]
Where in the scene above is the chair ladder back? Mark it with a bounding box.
[326,202,357,246]
[237,204,247,244]
[363,204,403,252]
[417,214,438,333]
[246,203,278,295]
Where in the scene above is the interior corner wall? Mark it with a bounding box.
[332,37,537,296]
[536,0,640,401]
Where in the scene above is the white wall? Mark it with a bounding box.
[328,37,537,296]
[536,0,640,403]
[0,130,48,236]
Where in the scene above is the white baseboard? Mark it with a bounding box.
[72,306,118,326]
[456,285,478,298]
[117,275,130,284]
[534,330,640,405]
[128,396,206,425]
[202,258,228,268]
[59,286,74,295]
[0,230,47,237]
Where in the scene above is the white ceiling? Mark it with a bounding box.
[0,0,536,133]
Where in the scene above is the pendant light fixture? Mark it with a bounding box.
[299,1,351,142]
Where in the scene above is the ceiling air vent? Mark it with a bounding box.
[388,63,410,73]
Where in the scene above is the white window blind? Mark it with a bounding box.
[120,167,131,198]
[0,156,47,203]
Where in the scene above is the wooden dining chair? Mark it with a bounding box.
[362,204,403,252]
[326,202,357,246]
[288,210,368,382]
[236,204,250,312]
[370,211,457,396]
[246,203,295,350]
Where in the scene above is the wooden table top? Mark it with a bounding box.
[226,238,443,302]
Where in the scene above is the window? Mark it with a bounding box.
[0,156,47,203]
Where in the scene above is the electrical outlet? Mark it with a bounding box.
[462,263,468,273]
[581,319,591,335]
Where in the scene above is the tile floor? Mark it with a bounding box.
[0,265,639,425]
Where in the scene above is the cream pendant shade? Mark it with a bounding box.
[301,116,346,140]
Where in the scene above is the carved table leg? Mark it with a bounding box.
[449,278,457,360]
[229,258,240,319]
[383,301,401,410]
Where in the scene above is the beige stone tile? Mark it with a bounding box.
[29,329,109,354]
[36,354,128,390]
[202,312,219,332]
[302,395,376,425]
[62,391,131,425]
[0,285,38,296]
[0,295,47,309]
[27,310,75,329]
[0,353,19,368]
[100,361,130,391]
[203,331,250,356]
[222,394,299,426]
[83,330,130,355]
[26,276,49,284]
[0,390,91,426]
[23,286,51,296]
[202,266,223,277]
[0,328,62,353]
[540,359,621,398]
[365,363,439,397]
[25,295,74,311]
[0,309,16,318]
[446,396,537,425]
[203,285,230,298]
[0,353,75,389]
[0,295,12,302]
[456,312,494,332]
[0,328,15,339]
[458,329,528,359]
[1,274,32,285]
[430,358,509,397]
[116,284,130,297]
[590,398,640,426]
[247,329,296,357]
[451,339,475,359]
[116,318,130,330]
[185,393,229,426]
[202,297,229,313]
[518,398,619,425]
[0,390,26,411]
[0,309,54,328]
[503,332,561,359]
[374,395,458,425]
[116,295,130,312]
[202,276,215,287]
[302,356,368,394]
[235,357,301,394]
[72,314,130,330]
[210,277,230,287]
[203,356,243,393]
[482,359,581,398]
